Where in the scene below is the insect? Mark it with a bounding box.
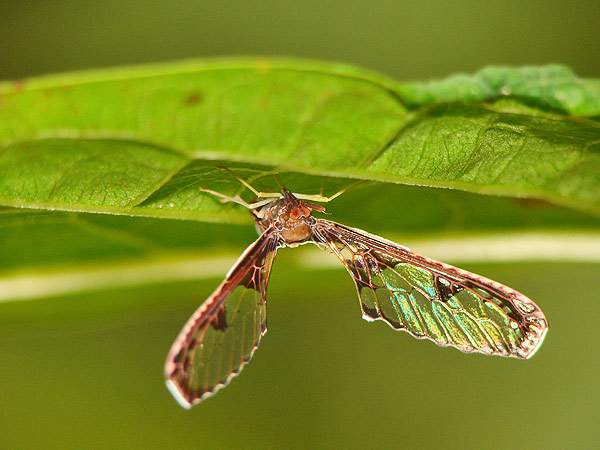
[164,174,548,409]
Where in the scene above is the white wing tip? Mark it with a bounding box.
[165,379,192,409]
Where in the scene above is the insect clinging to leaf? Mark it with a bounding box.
[164,171,548,409]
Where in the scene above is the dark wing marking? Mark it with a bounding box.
[164,229,279,408]
[312,220,548,359]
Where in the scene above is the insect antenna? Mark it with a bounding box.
[291,178,365,203]
[199,167,284,212]
[218,166,282,199]
[197,188,253,209]
[203,166,365,209]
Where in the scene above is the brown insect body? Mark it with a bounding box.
[253,189,323,246]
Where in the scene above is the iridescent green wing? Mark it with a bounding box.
[313,220,548,359]
[164,230,278,408]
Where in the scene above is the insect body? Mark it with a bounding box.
[165,187,548,409]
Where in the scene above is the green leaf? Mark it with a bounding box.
[397,65,600,116]
[0,58,599,300]
[1,59,599,217]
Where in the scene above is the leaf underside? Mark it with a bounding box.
[0,60,599,218]
[0,59,599,296]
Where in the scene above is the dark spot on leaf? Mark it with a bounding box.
[184,92,204,106]
[321,90,332,101]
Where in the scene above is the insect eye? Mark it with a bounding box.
[301,206,311,217]
[289,207,301,220]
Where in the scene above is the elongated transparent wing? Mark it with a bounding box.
[313,220,548,359]
[164,229,279,408]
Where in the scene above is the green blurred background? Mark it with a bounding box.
[1,1,599,449]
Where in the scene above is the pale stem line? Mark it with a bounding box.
[1,232,599,303]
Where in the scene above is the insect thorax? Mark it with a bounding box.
[252,194,316,246]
